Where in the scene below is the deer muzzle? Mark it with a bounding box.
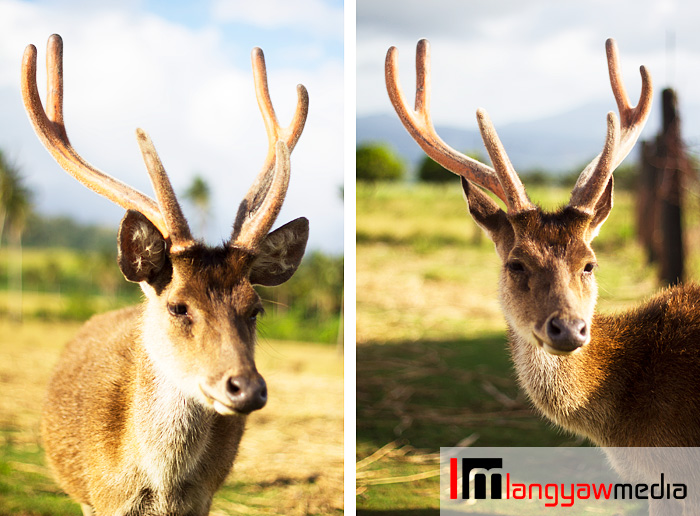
[200,371,268,416]
[542,315,589,355]
[225,373,268,414]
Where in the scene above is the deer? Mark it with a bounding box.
[21,34,310,516]
[387,39,700,515]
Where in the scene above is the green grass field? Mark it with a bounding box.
[0,246,343,344]
[356,181,700,515]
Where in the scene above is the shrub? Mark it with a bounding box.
[356,143,404,182]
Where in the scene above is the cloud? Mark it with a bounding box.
[0,0,343,253]
[212,0,343,41]
[357,0,535,41]
[357,0,700,136]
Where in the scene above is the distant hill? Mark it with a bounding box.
[356,98,700,177]
[21,214,117,252]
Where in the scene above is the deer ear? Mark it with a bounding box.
[461,177,509,240]
[249,217,309,286]
[587,176,614,241]
[117,210,168,283]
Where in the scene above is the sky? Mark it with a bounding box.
[357,0,700,148]
[6,0,700,256]
[0,0,343,253]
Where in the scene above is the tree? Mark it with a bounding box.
[417,150,486,183]
[0,151,32,245]
[356,143,404,182]
[0,151,33,321]
[183,175,211,238]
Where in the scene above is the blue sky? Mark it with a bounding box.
[0,0,344,252]
[145,0,344,62]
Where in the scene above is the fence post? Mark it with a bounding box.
[637,140,658,264]
[658,88,684,285]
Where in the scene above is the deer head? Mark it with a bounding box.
[22,34,310,415]
[386,38,652,355]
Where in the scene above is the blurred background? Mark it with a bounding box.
[356,1,700,514]
[0,1,343,514]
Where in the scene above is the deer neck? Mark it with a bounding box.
[507,319,618,445]
[130,343,215,488]
[127,313,245,496]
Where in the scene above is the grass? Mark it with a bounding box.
[0,317,343,515]
[356,181,700,514]
[0,246,343,344]
[0,247,140,321]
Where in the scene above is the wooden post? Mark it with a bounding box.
[637,140,659,264]
[658,88,684,285]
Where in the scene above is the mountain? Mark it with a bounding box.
[356,99,691,176]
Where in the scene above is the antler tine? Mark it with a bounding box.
[570,38,653,211]
[252,47,309,154]
[233,141,290,250]
[476,109,534,212]
[22,35,178,241]
[385,39,508,205]
[135,130,194,250]
[45,34,67,142]
[230,48,308,250]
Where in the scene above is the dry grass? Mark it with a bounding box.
[356,182,700,512]
[357,243,504,345]
[226,339,344,515]
[0,317,343,515]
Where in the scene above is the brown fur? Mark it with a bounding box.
[470,200,700,448]
[389,36,679,514]
[464,189,700,513]
[42,217,307,515]
[24,35,311,515]
[512,282,700,447]
[42,307,246,515]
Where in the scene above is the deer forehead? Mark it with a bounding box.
[507,209,596,267]
[167,247,259,308]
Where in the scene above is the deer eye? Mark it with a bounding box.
[583,262,598,274]
[507,261,526,273]
[249,307,264,322]
[583,262,597,274]
[167,303,189,317]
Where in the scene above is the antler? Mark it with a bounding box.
[569,38,653,212]
[21,34,194,250]
[475,109,533,213]
[386,39,535,212]
[230,47,309,250]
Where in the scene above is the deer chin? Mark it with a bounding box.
[532,332,585,357]
[198,384,243,417]
[532,332,553,353]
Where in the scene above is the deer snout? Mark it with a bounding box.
[224,373,268,414]
[544,316,589,354]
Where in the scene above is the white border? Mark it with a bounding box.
[343,0,357,513]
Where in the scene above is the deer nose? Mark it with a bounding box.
[545,317,589,353]
[225,373,268,414]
